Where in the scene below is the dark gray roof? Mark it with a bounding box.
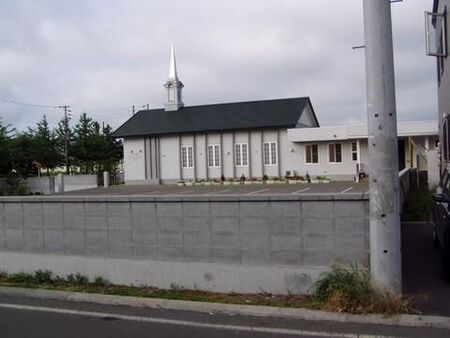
[112,97,318,138]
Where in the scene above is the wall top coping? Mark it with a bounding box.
[0,192,369,203]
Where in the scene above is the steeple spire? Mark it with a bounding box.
[164,44,184,111]
[168,44,178,81]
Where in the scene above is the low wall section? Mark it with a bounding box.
[26,175,97,194]
[0,194,369,294]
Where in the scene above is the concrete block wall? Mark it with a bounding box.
[0,194,369,294]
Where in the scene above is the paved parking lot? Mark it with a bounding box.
[59,180,369,196]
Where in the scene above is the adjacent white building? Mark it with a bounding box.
[113,46,438,184]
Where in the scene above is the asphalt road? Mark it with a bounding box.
[402,222,450,316]
[0,294,448,338]
[57,180,369,196]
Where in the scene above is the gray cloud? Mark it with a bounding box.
[0,0,438,131]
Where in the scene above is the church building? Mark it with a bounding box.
[112,46,320,184]
[113,46,437,185]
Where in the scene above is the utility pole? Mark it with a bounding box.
[363,0,401,295]
[58,105,71,175]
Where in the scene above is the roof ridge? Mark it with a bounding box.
[139,97,308,113]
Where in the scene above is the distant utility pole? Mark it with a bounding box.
[58,105,71,175]
[363,1,401,295]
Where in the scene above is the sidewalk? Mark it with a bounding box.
[0,286,450,330]
[402,222,450,316]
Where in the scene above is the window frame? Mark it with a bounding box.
[235,143,249,167]
[263,141,277,166]
[207,144,221,168]
[328,143,343,164]
[351,142,358,162]
[305,144,319,164]
[181,145,194,169]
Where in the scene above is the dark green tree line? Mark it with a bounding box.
[0,114,123,178]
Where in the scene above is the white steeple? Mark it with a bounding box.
[168,44,178,81]
[164,44,184,111]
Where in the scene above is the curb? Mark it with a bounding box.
[0,286,450,329]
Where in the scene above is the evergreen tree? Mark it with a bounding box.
[28,115,62,174]
[0,118,15,176]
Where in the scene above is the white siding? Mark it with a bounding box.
[160,136,181,181]
[262,130,279,177]
[124,138,146,181]
[222,133,234,179]
[250,131,263,178]
[234,131,250,179]
[181,135,195,180]
[206,133,221,179]
[195,134,207,180]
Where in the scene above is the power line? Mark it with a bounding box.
[1,96,149,118]
[0,97,60,109]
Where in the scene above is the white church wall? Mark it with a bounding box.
[195,134,207,180]
[250,131,263,178]
[286,141,360,180]
[206,133,221,180]
[124,138,146,182]
[262,130,280,178]
[234,131,250,179]
[160,136,181,182]
[181,135,195,180]
[279,130,289,177]
[222,132,234,179]
[297,103,317,127]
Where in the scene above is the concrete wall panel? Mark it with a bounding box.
[0,194,369,294]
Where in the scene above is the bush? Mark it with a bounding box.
[66,273,89,285]
[403,186,434,222]
[93,276,109,286]
[33,269,53,284]
[312,265,412,314]
[7,272,34,284]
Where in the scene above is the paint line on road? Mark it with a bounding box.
[291,187,311,194]
[136,190,160,195]
[0,303,399,338]
[204,189,230,195]
[340,186,354,194]
[164,190,194,195]
[246,188,270,195]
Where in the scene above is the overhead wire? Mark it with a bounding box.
[0,96,144,118]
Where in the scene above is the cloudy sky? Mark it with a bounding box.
[0,0,437,131]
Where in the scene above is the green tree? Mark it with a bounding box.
[9,132,35,177]
[0,118,15,176]
[71,113,123,177]
[28,115,63,174]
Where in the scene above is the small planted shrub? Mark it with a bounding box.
[66,273,89,286]
[312,265,412,314]
[93,276,110,287]
[33,269,53,284]
[7,272,34,284]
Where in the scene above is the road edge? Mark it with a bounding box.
[0,286,449,329]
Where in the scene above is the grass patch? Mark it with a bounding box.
[312,265,413,315]
[0,268,414,315]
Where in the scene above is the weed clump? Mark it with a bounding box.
[66,273,89,286]
[312,265,413,314]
